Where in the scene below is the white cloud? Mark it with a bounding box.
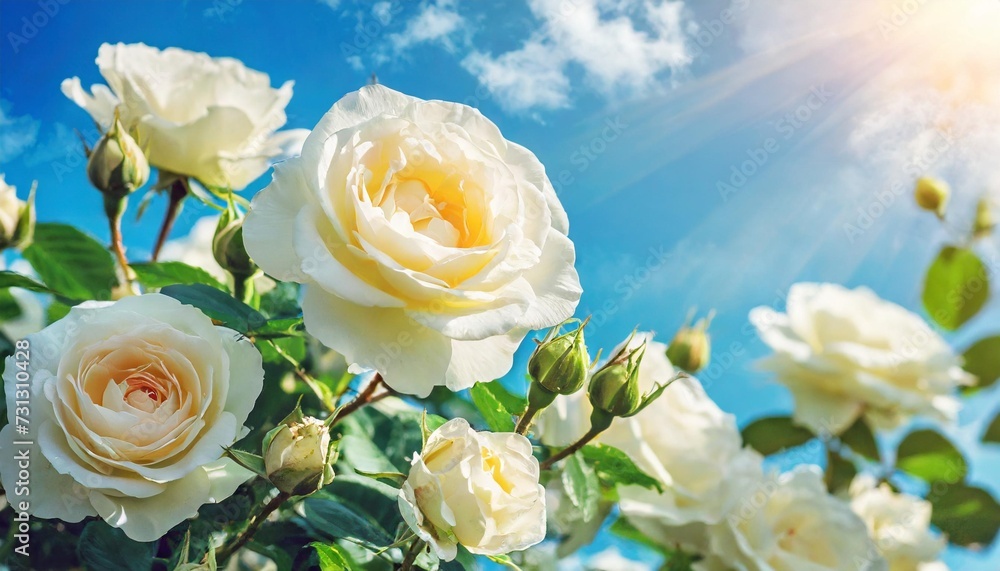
[462,0,694,113]
[372,1,394,25]
[0,100,40,163]
[463,40,572,112]
[317,0,341,10]
[388,0,464,52]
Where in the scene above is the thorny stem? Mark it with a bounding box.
[213,490,291,564]
[398,538,425,571]
[540,426,604,470]
[331,374,390,425]
[151,178,188,261]
[515,405,539,436]
[105,195,132,287]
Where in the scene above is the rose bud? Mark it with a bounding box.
[0,175,35,251]
[87,117,150,198]
[263,407,335,496]
[974,197,996,239]
[665,314,712,373]
[213,209,256,278]
[526,320,590,411]
[588,341,644,420]
[398,418,545,561]
[913,176,949,218]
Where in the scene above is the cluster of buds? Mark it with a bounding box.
[0,175,35,251]
[665,311,713,373]
[262,405,337,496]
[87,116,149,200]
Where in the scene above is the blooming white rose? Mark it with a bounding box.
[398,418,545,560]
[62,43,308,190]
[750,283,972,435]
[244,85,581,396]
[0,294,264,541]
[696,467,888,571]
[536,333,763,549]
[849,475,946,571]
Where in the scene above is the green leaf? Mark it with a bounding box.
[896,429,967,483]
[839,418,880,462]
[0,290,23,321]
[608,517,668,554]
[224,447,268,478]
[741,416,815,455]
[486,554,523,570]
[961,335,1000,393]
[470,381,518,432]
[23,223,117,300]
[0,271,55,294]
[922,246,989,330]
[930,482,1000,546]
[77,521,156,571]
[580,444,662,492]
[246,542,294,571]
[302,476,402,549]
[131,261,228,292]
[311,542,355,571]
[160,283,266,333]
[562,452,600,523]
[252,316,305,339]
[984,413,1000,444]
[825,450,857,494]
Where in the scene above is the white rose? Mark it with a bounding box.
[62,43,308,190]
[750,283,972,435]
[243,85,582,396]
[696,467,888,571]
[0,294,264,541]
[849,475,946,571]
[398,418,545,560]
[536,333,763,548]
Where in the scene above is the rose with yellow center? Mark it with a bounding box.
[0,294,264,541]
[398,418,545,560]
[695,468,887,571]
[244,85,582,396]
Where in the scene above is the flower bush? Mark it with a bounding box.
[0,41,996,571]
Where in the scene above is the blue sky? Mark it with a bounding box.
[3,0,1000,568]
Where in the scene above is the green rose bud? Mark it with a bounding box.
[87,117,150,198]
[213,209,256,277]
[263,409,335,496]
[529,319,590,396]
[913,176,949,219]
[588,339,645,418]
[0,176,35,251]
[974,197,995,239]
[666,314,712,373]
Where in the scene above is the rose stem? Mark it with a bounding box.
[104,195,132,287]
[331,373,389,424]
[539,427,604,470]
[398,538,425,571]
[150,178,188,261]
[213,490,291,564]
[514,406,539,435]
